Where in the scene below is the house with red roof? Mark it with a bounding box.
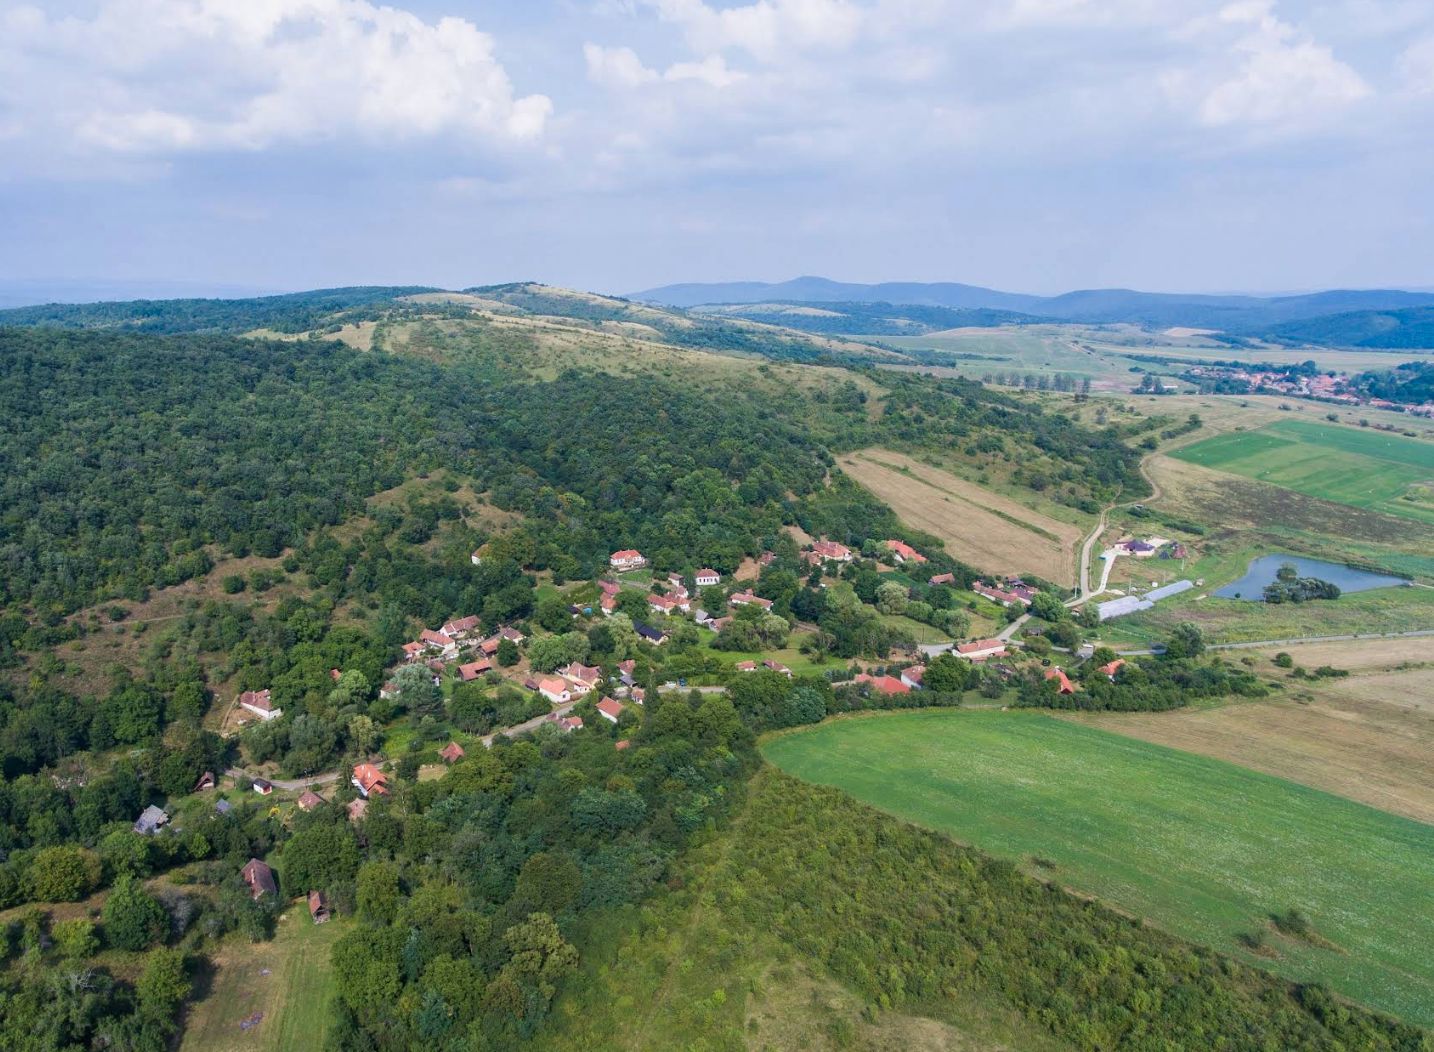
[239,689,282,721]
[600,592,618,615]
[1097,658,1127,680]
[973,581,1030,607]
[401,641,426,662]
[956,639,1007,661]
[610,549,647,571]
[559,662,603,689]
[763,659,792,677]
[297,789,324,811]
[599,579,622,596]
[538,677,572,704]
[439,741,465,764]
[440,615,481,639]
[595,697,625,723]
[854,673,910,696]
[1045,667,1077,695]
[883,540,926,564]
[900,666,925,689]
[242,858,277,900]
[735,660,758,672]
[458,659,492,682]
[352,763,389,798]
[928,572,956,586]
[695,568,721,587]
[810,539,854,562]
[547,713,583,732]
[615,739,632,751]
[419,629,458,657]
[729,590,773,611]
[648,593,690,615]
[308,889,331,924]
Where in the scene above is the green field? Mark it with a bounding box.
[762,710,1434,1026]
[1171,419,1434,524]
[181,912,347,1052]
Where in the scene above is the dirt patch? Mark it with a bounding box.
[839,449,1082,585]
[1071,660,1434,824]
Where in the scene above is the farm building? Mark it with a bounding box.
[308,890,331,924]
[192,770,216,792]
[956,639,1007,661]
[133,805,169,835]
[239,689,282,721]
[242,858,277,900]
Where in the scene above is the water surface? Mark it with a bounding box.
[1215,554,1410,600]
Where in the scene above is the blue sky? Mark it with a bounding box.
[1,0,1432,296]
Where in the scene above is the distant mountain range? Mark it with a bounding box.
[628,277,1434,347]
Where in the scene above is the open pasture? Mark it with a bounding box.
[762,709,1434,1026]
[1171,418,1434,524]
[838,448,1083,585]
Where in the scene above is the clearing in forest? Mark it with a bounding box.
[181,912,347,1052]
[838,449,1082,585]
[762,709,1434,1027]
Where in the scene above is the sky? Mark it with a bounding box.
[1,0,1432,298]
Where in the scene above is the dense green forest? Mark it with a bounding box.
[1349,360,1434,404]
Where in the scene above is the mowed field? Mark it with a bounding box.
[1171,418,1434,525]
[1074,637,1434,824]
[181,913,347,1052]
[762,710,1434,1026]
[838,449,1083,585]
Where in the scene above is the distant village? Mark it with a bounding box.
[1180,363,1434,417]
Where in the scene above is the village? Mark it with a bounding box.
[1181,362,1434,417]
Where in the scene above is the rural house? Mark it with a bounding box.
[133,805,169,835]
[928,572,956,586]
[808,539,854,563]
[547,712,583,731]
[439,741,465,764]
[1045,667,1077,694]
[239,689,282,721]
[252,778,273,796]
[973,581,1030,607]
[297,789,324,811]
[242,858,277,900]
[610,549,647,571]
[695,568,721,587]
[728,590,773,611]
[459,658,493,682]
[596,697,625,723]
[883,539,926,564]
[854,673,910,696]
[900,666,925,689]
[1097,658,1126,680]
[308,890,331,924]
[763,659,793,677]
[538,677,572,704]
[352,763,389,798]
[192,770,216,792]
[440,615,481,639]
[956,639,1007,661]
[634,622,668,645]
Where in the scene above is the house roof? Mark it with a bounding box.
[884,539,926,562]
[441,615,480,636]
[956,638,1006,655]
[812,540,852,559]
[1045,667,1077,693]
[419,629,450,646]
[133,804,169,833]
[1098,658,1127,678]
[615,739,632,750]
[239,689,273,710]
[735,660,757,671]
[902,666,925,685]
[242,858,277,897]
[854,673,910,695]
[929,572,956,585]
[538,677,570,696]
[696,568,720,578]
[353,763,388,794]
[459,659,492,681]
[439,742,465,761]
[308,890,329,915]
[297,789,324,810]
[611,549,643,560]
[253,778,272,791]
[635,622,666,642]
[346,798,368,820]
[596,697,624,721]
[560,662,603,685]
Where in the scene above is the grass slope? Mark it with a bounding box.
[1171,419,1434,524]
[761,709,1434,1026]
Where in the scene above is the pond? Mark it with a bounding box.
[1215,554,1411,601]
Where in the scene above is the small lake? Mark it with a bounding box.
[1215,554,1411,601]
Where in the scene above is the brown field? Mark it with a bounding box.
[1072,638,1434,824]
[839,449,1083,585]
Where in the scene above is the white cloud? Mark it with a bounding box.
[0,0,551,157]
[1180,2,1372,126]
[1399,36,1434,94]
[584,43,744,89]
[642,0,865,62]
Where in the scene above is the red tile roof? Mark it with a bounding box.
[854,673,910,695]
[928,572,956,586]
[1045,667,1077,694]
[353,763,388,796]
[883,539,926,562]
[239,689,274,711]
[956,638,1006,656]
[596,697,624,722]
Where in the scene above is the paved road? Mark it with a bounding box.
[996,613,1030,642]
[223,767,343,791]
[1116,628,1434,656]
[482,700,578,747]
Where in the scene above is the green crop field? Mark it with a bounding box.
[761,710,1434,1026]
[1171,419,1434,524]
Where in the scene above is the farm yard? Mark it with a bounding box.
[761,709,1434,1027]
[837,448,1084,585]
[180,913,348,1052]
[1170,419,1434,525]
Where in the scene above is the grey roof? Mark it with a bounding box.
[1144,579,1194,602]
[215,799,233,814]
[133,804,169,835]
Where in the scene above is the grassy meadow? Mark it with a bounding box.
[181,912,347,1052]
[761,709,1434,1026]
[1171,419,1434,525]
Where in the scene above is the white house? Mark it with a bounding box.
[538,677,572,704]
[610,549,647,571]
[695,568,720,587]
[239,689,282,721]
